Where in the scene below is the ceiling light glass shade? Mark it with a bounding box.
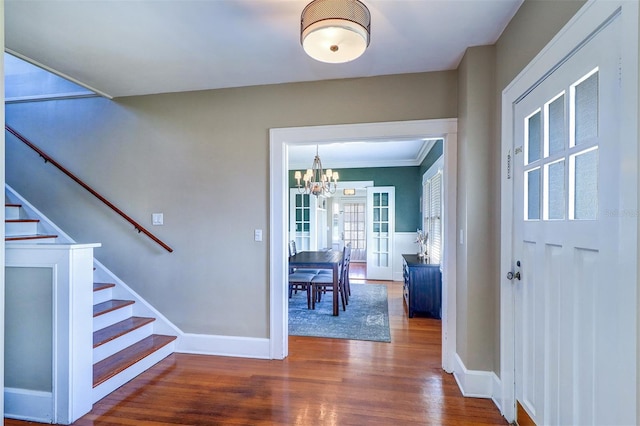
[301,0,371,64]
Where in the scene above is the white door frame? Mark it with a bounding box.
[499,0,639,421]
[269,118,458,373]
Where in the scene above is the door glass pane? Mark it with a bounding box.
[380,237,388,252]
[373,207,380,222]
[381,223,388,233]
[526,168,541,220]
[546,160,565,220]
[573,148,598,220]
[381,207,388,222]
[381,193,389,206]
[527,110,542,164]
[573,71,598,146]
[373,193,380,206]
[547,94,565,156]
[295,194,302,208]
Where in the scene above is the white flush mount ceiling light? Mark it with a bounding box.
[301,0,371,64]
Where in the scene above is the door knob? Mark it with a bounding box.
[506,271,521,281]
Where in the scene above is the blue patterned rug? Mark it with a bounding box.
[288,283,391,343]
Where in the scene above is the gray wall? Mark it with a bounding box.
[6,71,457,338]
[456,45,497,372]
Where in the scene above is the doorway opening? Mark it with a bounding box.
[269,119,458,370]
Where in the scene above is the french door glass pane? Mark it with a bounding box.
[546,160,565,220]
[526,168,541,220]
[547,94,565,156]
[527,110,542,164]
[573,148,598,220]
[574,71,598,146]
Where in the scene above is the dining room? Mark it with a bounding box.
[286,138,445,343]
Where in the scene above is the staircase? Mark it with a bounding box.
[5,193,177,407]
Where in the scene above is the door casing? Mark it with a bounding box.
[269,119,458,373]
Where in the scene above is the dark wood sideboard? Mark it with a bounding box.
[402,254,442,319]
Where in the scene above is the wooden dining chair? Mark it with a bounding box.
[310,243,351,311]
[288,270,315,309]
[288,240,318,308]
[288,240,320,275]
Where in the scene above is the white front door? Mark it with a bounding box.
[512,12,636,425]
[366,186,394,280]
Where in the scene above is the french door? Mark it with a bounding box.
[340,199,366,261]
[366,186,394,280]
[512,12,636,425]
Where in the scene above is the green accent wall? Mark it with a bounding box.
[289,166,420,232]
[288,140,444,232]
[419,139,444,176]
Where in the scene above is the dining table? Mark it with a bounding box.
[288,249,343,316]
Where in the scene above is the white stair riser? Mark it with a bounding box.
[93,288,113,305]
[92,342,175,404]
[93,323,154,364]
[5,206,21,220]
[93,305,133,332]
[6,221,39,236]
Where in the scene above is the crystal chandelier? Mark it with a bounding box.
[294,146,339,196]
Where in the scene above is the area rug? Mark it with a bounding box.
[288,283,391,343]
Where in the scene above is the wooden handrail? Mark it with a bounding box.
[6,125,174,253]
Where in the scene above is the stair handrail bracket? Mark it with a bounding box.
[6,125,173,252]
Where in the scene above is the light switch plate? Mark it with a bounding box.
[152,213,164,225]
[254,229,263,242]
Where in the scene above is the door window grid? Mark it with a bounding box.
[371,191,390,268]
[343,203,366,250]
[524,68,599,222]
[293,193,311,250]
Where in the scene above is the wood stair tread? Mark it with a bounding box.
[93,334,177,387]
[94,316,156,348]
[5,234,57,241]
[93,282,116,292]
[94,299,135,317]
[5,203,21,207]
[6,218,39,223]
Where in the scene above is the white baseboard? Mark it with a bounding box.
[176,333,271,359]
[4,388,53,424]
[453,353,501,400]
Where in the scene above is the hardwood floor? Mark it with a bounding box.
[6,264,507,425]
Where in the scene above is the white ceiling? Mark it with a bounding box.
[5,0,523,98]
[288,138,440,169]
[5,0,522,168]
